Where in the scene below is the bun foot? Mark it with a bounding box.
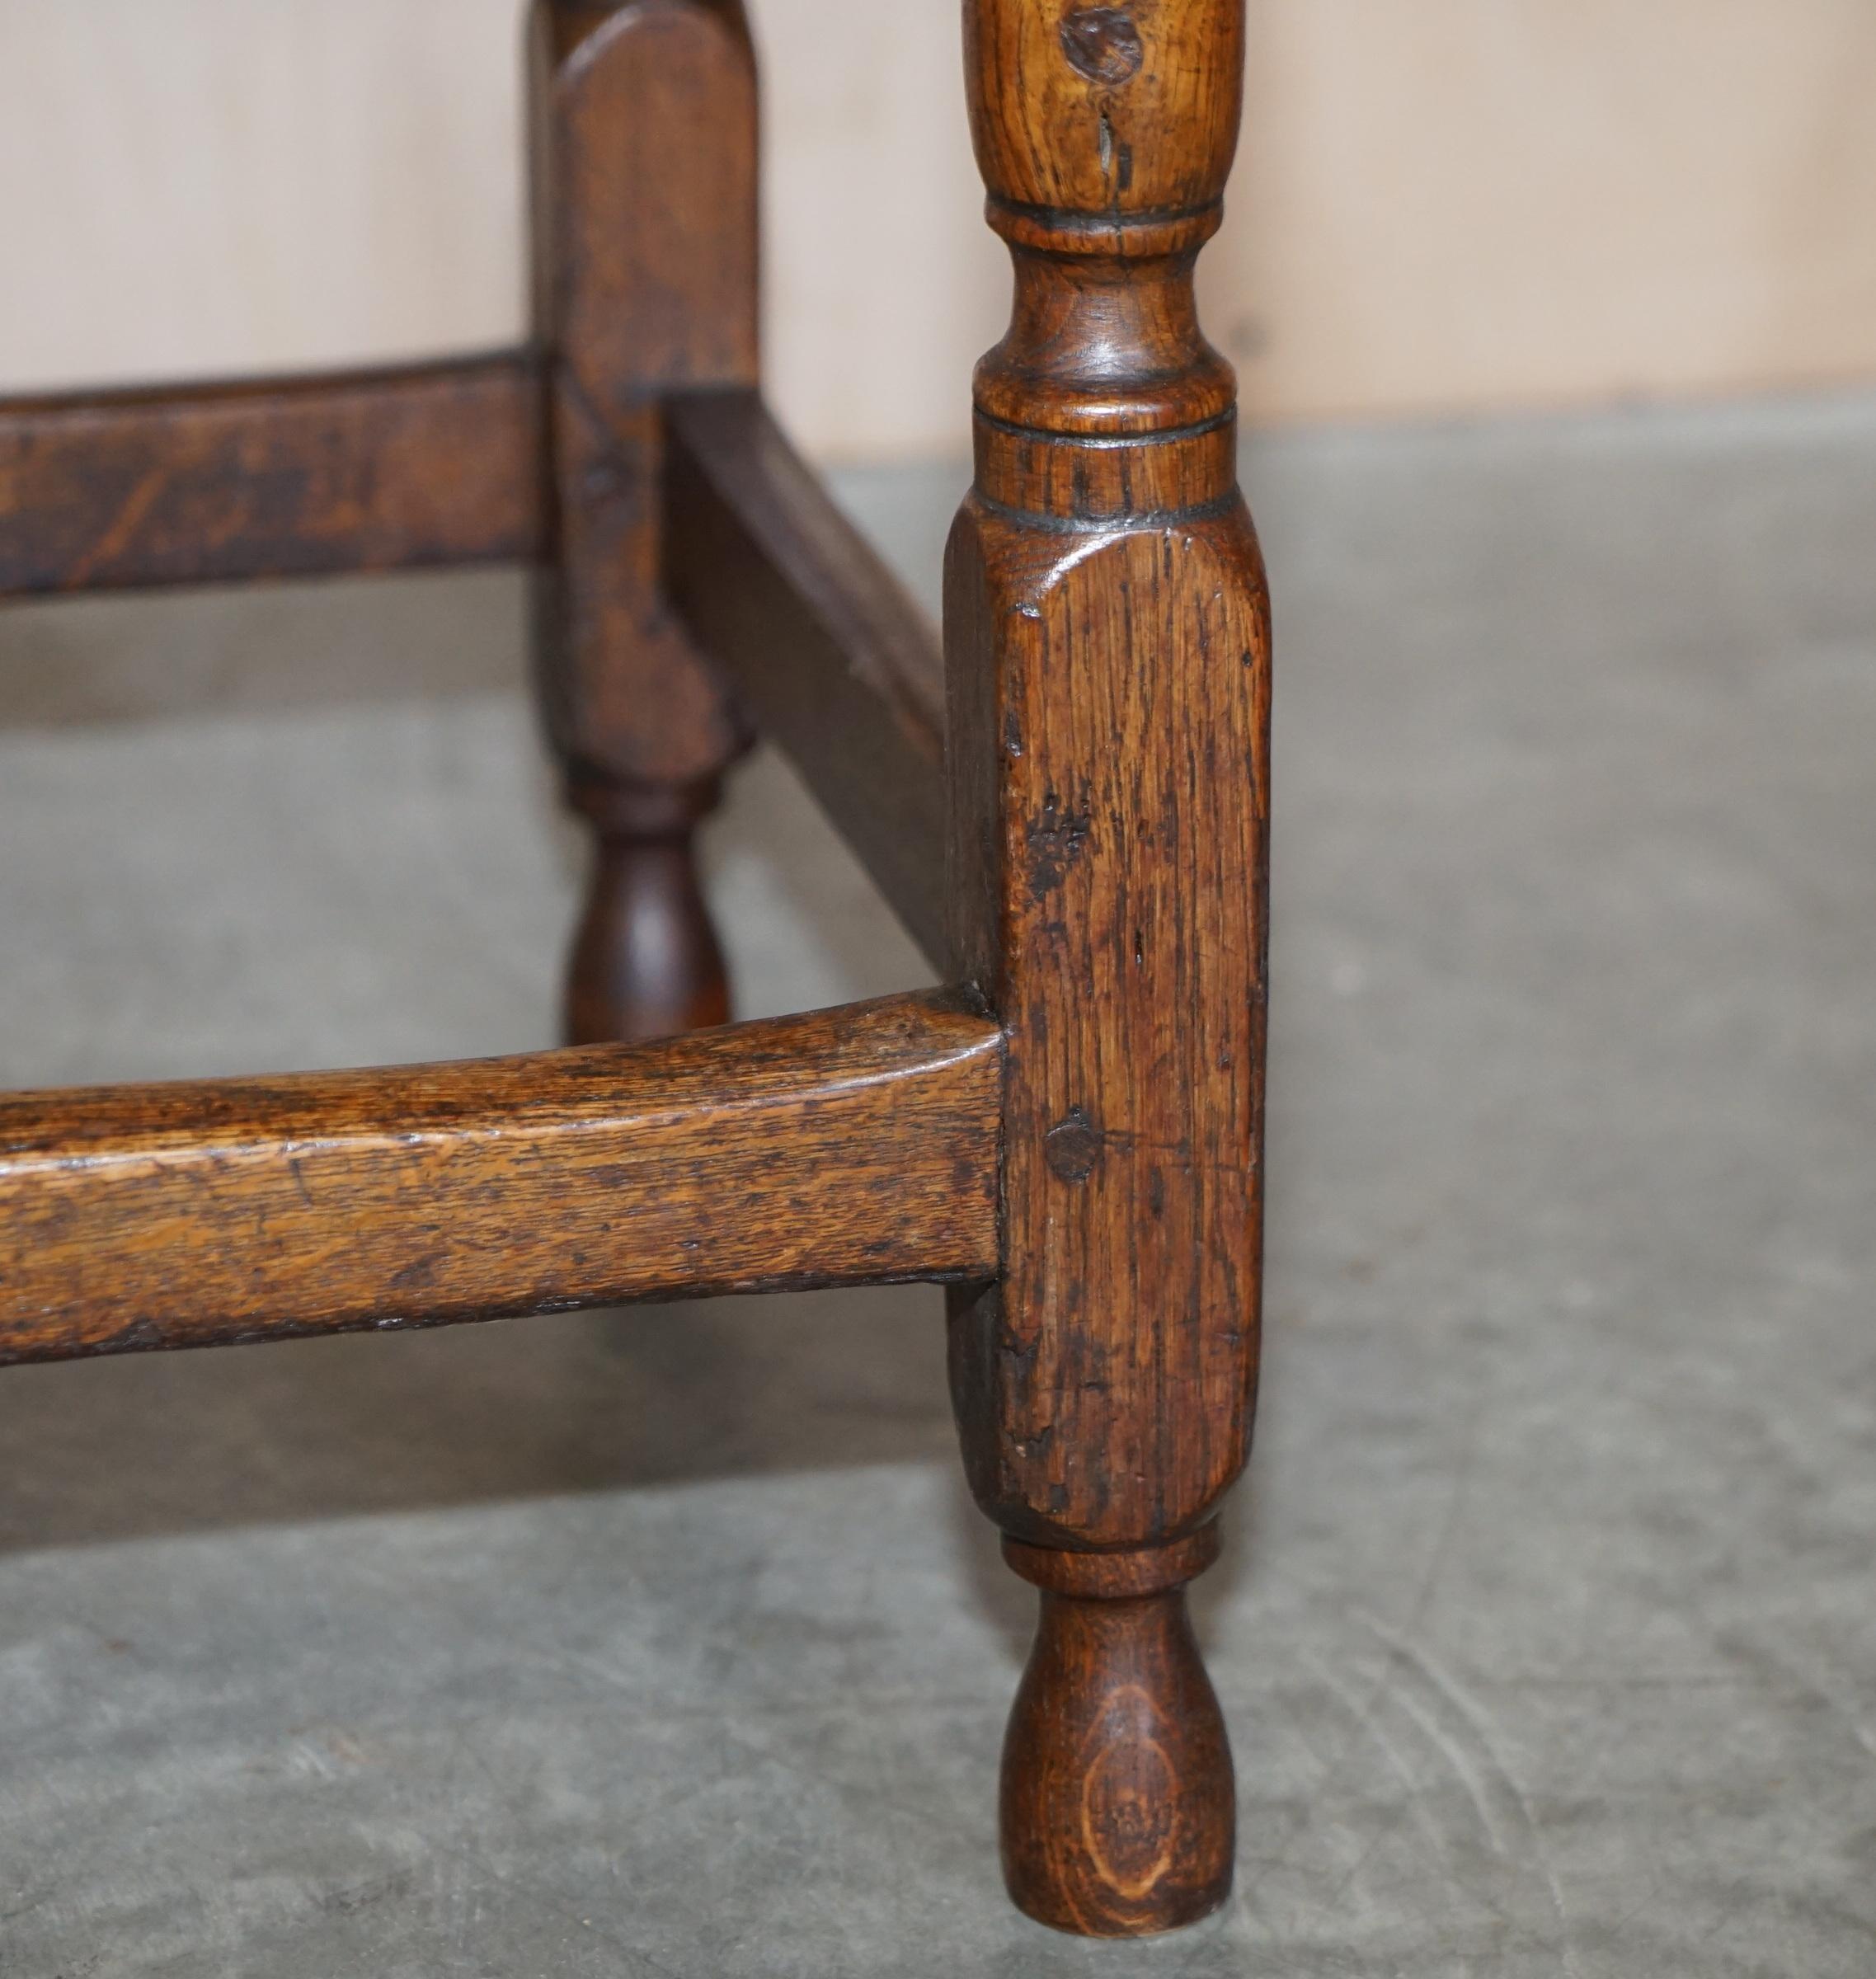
[999,1527,1234,1937]
[564,773,728,1045]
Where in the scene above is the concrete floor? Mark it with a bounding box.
[2,395,1874,1975]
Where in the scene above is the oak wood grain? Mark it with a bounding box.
[529,0,759,1041]
[529,0,755,792]
[0,353,543,599]
[0,0,1269,1934]
[0,991,1001,1365]
[663,388,948,968]
[999,1530,1234,1936]
[946,0,1269,1934]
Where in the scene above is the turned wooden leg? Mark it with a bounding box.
[563,773,727,1044]
[946,0,1268,1934]
[1001,1531,1234,1935]
[529,0,756,1041]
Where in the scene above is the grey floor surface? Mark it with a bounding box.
[2,394,1874,1976]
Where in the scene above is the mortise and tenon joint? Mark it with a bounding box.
[0,0,1270,1943]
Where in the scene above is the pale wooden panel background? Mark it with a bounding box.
[2,0,1874,461]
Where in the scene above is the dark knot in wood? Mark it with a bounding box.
[1059,7,1144,85]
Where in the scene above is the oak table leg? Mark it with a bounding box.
[946,0,1272,1935]
[529,0,758,1041]
[562,772,728,1042]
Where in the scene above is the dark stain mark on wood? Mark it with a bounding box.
[1025,787,1093,899]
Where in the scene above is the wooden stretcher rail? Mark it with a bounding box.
[662,388,950,968]
[0,350,545,598]
[0,990,1001,1364]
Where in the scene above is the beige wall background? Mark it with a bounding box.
[3,1,1874,462]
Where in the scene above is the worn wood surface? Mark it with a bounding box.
[0,991,1001,1365]
[1000,1529,1234,1936]
[945,0,1269,1934]
[664,389,948,968]
[529,0,758,1041]
[1,0,1267,1933]
[0,353,543,599]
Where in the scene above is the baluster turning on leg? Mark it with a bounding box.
[562,772,728,1043]
[945,0,1271,1934]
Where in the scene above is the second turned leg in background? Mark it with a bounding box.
[529,0,759,1043]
